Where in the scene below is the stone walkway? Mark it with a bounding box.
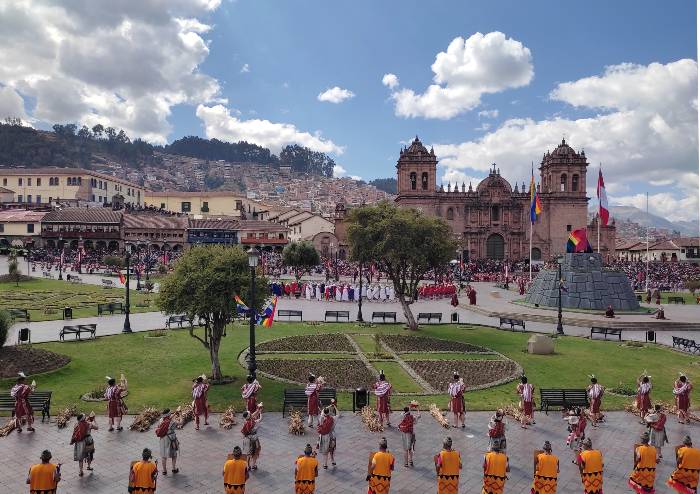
[0,411,693,493]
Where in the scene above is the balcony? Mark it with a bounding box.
[240,237,288,245]
[41,230,120,239]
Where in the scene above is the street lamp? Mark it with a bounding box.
[357,261,364,322]
[556,256,565,335]
[58,236,64,280]
[122,244,133,333]
[247,247,259,378]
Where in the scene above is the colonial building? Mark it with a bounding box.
[0,210,46,247]
[41,208,123,251]
[144,191,272,220]
[123,213,188,252]
[188,217,239,246]
[237,220,289,250]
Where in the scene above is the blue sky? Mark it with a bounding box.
[0,0,697,221]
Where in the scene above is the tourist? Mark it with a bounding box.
[129,448,158,494]
[668,435,700,493]
[604,305,615,318]
[674,374,693,424]
[241,405,263,471]
[105,376,127,432]
[565,407,587,451]
[587,376,605,426]
[12,372,35,433]
[576,438,604,494]
[488,409,507,451]
[628,432,657,494]
[482,442,509,494]
[223,446,248,494]
[367,437,395,494]
[192,374,210,430]
[241,375,261,413]
[294,444,319,494]
[373,372,392,427]
[26,450,61,493]
[645,404,668,460]
[636,374,652,423]
[155,409,179,475]
[398,404,420,468]
[305,374,323,427]
[532,441,558,494]
[448,373,466,428]
[316,407,336,469]
[516,375,535,429]
[434,436,461,494]
[70,413,97,477]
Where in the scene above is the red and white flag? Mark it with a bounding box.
[597,167,609,226]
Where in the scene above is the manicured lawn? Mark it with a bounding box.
[657,292,698,305]
[0,278,158,321]
[3,322,700,414]
[351,333,382,355]
[368,361,423,393]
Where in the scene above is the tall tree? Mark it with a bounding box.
[347,201,456,330]
[282,241,320,280]
[157,245,268,380]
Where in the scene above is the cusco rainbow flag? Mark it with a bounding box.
[529,166,542,223]
[566,228,593,253]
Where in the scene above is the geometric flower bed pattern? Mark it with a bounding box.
[380,334,492,353]
[256,333,354,352]
[407,359,520,391]
[256,359,375,389]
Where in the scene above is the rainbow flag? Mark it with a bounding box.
[234,294,250,314]
[529,165,542,224]
[257,297,278,328]
[566,228,593,253]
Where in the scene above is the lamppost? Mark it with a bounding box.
[58,236,64,280]
[357,261,364,322]
[77,237,83,274]
[334,250,339,282]
[247,247,259,378]
[556,255,564,335]
[26,244,31,276]
[122,244,132,333]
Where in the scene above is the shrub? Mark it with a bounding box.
[103,255,124,269]
[0,309,11,346]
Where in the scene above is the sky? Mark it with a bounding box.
[0,0,698,223]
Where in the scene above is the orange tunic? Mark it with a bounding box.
[628,445,656,494]
[437,449,461,494]
[369,451,394,494]
[295,455,318,494]
[223,458,248,494]
[578,449,604,494]
[28,463,59,494]
[668,446,700,494]
[532,453,558,494]
[130,460,157,493]
[482,451,508,494]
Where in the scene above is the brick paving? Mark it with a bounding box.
[0,411,694,493]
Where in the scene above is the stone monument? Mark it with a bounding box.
[525,253,639,311]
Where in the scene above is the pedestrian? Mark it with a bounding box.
[12,372,35,433]
[628,432,657,494]
[316,407,336,469]
[223,446,248,494]
[105,376,127,432]
[532,441,558,494]
[576,438,604,494]
[155,408,179,475]
[636,373,652,423]
[129,448,158,494]
[673,374,693,424]
[192,375,210,430]
[26,450,61,494]
[434,436,461,494]
[367,437,395,494]
[373,372,392,427]
[645,404,668,460]
[398,404,420,467]
[482,442,509,494]
[487,409,507,451]
[294,444,319,494]
[517,375,535,428]
[586,376,605,426]
[241,375,261,414]
[468,285,477,305]
[241,405,263,471]
[70,413,97,477]
[305,374,324,427]
[447,373,466,428]
[668,435,700,493]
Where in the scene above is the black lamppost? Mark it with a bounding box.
[122,245,132,333]
[58,236,64,280]
[357,261,364,322]
[135,249,142,291]
[77,237,83,274]
[247,247,259,378]
[334,251,339,282]
[26,244,31,276]
[556,256,564,335]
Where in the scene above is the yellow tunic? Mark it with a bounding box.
[130,460,157,494]
[628,445,656,493]
[223,458,248,494]
[294,455,318,494]
[532,453,558,494]
[668,446,700,493]
[437,449,461,494]
[482,451,507,494]
[29,463,59,494]
[369,451,394,494]
[579,450,604,494]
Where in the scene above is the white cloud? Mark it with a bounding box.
[333,164,347,177]
[350,175,363,181]
[0,86,30,123]
[240,63,250,73]
[196,104,344,155]
[384,32,533,119]
[474,123,491,131]
[612,187,699,223]
[317,86,355,104]
[382,73,399,89]
[432,59,698,222]
[440,169,484,189]
[478,109,499,119]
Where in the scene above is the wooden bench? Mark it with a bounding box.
[101,279,115,289]
[165,315,189,328]
[372,311,397,323]
[539,388,589,414]
[669,296,686,304]
[282,388,337,417]
[590,327,622,341]
[0,390,53,421]
[42,271,52,278]
[277,310,303,321]
[69,276,82,284]
[324,310,350,322]
[673,336,700,354]
[97,302,125,316]
[59,324,97,341]
[417,312,442,324]
[499,317,526,331]
[9,308,30,322]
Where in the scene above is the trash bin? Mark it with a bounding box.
[451,312,459,323]
[353,387,368,412]
[63,307,73,320]
[646,330,655,342]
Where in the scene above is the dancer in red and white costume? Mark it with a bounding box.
[516,375,535,429]
[241,375,262,414]
[447,373,465,428]
[373,372,393,427]
[11,372,35,433]
[192,375,210,430]
[305,374,323,427]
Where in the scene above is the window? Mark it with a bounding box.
[18,178,22,186]
[77,177,82,185]
[27,194,32,203]
[181,202,191,212]
[201,201,209,212]
[27,178,32,186]
[36,195,41,203]
[160,203,166,209]
[279,233,285,239]
[0,224,3,232]
[36,178,41,186]
[27,224,34,233]
[235,200,243,210]
[491,205,500,222]
[2,178,6,186]
[572,174,579,192]
[17,195,23,202]
[567,224,572,232]
[410,172,417,190]
[446,207,454,220]
[421,172,429,190]
[48,197,52,203]
[91,194,95,201]
[560,174,567,192]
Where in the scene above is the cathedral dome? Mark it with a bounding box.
[476,165,513,194]
[405,136,430,155]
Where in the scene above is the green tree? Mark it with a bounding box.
[282,241,320,280]
[157,245,268,381]
[0,309,11,346]
[347,201,456,330]
[7,253,22,286]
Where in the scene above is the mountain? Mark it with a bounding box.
[589,204,699,236]
[367,177,397,194]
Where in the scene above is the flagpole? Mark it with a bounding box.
[645,191,649,292]
[529,219,533,282]
[597,164,601,253]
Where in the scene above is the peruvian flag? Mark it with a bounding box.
[597,167,610,226]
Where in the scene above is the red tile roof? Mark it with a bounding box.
[123,213,188,230]
[0,210,47,222]
[42,208,123,224]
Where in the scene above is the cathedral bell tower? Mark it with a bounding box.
[396,136,437,195]
[539,138,588,197]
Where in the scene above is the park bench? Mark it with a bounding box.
[42,271,52,278]
[498,317,526,331]
[69,276,82,284]
[101,279,115,289]
[324,310,350,322]
[669,296,686,304]
[98,302,125,316]
[372,311,397,323]
[282,388,337,417]
[9,308,30,322]
[590,327,622,341]
[417,312,442,324]
[496,283,509,290]
[59,324,97,341]
[277,310,303,321]
[0,390,53,422]
[672,336,700,354]
[539,388,589,414]
[16,327,31,345]
[165,315,189,328]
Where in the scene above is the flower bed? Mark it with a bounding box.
[407,359,520,391]
[257,334,354,353]
[256,359,375,390]
[0,347,71,378]
[381,335,492,354]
